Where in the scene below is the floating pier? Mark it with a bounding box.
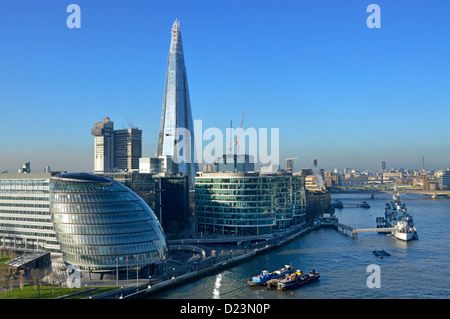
[319,217,394,239]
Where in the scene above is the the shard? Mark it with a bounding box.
[157,20,198,188]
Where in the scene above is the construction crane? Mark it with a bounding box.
[234,109,245,155]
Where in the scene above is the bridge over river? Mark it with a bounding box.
[329,188,450,199]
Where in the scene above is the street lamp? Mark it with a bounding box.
[148,275,152,289]
[172,267,175,279]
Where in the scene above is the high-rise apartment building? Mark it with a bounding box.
[114,128,142,171]
[157,20,198,188]
[92,117,142,173]
[92,117,115,173]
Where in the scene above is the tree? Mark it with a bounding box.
[30,268,49,297]
[0,268,13,298]
[18,270,25,291]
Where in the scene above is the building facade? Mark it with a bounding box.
[214,154,255,173]
[157,20,198,188]
[98,172,190,235]
[0,173,60,253]
[49,173,168,270]
[92,117,142,173]
[195,172,306,236]
[92,117,115,173]
[437,170,450,190]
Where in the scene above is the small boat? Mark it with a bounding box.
[276,269,320,291]
[359,201,370,208]
[248,265,294,286]
[372,250,390,257]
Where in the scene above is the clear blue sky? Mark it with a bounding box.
[0,0,449,173]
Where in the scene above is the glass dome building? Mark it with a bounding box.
[49,173,168,270]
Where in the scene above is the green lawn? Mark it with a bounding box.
[0,284,119,299]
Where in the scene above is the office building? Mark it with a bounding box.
[98,172,190,234]
[92,117,115,173]
[380,161,386,172]
[92,117,142,173]
[50,173,168,270]
[113,128,142,171]
[437,170,450,190]
[195,172,306,236]
[139,156,175,175]
[0,173,61,253]
[157,20,198,188]
[286,159,294,173]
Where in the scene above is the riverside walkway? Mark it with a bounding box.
[86,223,318,299]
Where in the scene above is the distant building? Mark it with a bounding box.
[113,128,142,171]
[195,172,306,236]
[18,162,31,174]
[286,159,294,173]
[383,171,403,182]
[92,117,115,173]
[139,156,175,175]
[214,154,255,173]
[437,170,450,190]
[380,161,386,171]
[92,117,142,173]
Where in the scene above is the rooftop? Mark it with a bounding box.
[52,172,112,183]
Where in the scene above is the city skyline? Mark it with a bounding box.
[1,1,449,173]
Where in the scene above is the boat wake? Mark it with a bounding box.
[213,274,222,299]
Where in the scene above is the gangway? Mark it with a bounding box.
[319,217,394,239]
[352,227,394,238]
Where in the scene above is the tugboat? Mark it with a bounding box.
[276,269,320,291]
[248,265,294,286]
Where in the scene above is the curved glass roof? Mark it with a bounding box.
[52,172,112,183]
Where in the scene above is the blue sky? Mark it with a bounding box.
[0,0,449,173]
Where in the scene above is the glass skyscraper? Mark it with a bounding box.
[157,20,198,188]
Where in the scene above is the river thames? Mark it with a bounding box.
[151,194,450,299]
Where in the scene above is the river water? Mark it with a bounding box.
[151,194,450,299]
